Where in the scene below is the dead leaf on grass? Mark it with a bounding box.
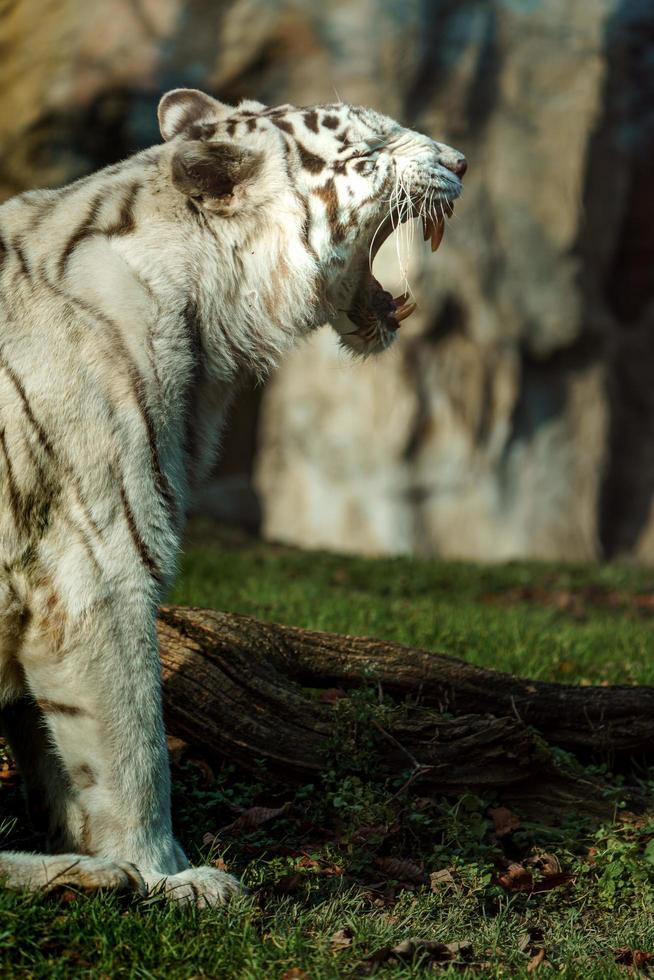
[330,927,353,950]
[360,938,475,975]
[498,863,534,893]
[517,926,545,953]
[207,803,291,841]
[165,735,188,764]
[351,823,395,846]
[281,970,311,980]
[429,868,458,892]
[295,855,320,869]
[527,948,547,972]
[374,856,428,886]
[229,803,291,833]
[614,948,654,968]
[319,688,349,703]
[526,853,561,876]
[498,860,573,894]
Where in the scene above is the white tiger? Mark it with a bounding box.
[0,89,465,906]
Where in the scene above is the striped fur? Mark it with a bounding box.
[0,89,465,905]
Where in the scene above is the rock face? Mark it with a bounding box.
[2,0,653,559]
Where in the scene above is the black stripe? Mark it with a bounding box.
[36,698,85,716]
[106,182,141,236]
[0,348,103,548]
[0,351,55,458]
[296,140,326,174]
[174,103,207,138]
[314,179,348,245]
[24,195,60,233]
[299,195,318,260]
[58,192,104,276]
[71,476,103,541]
[0,427,21,529]
[40,273,178,526]
[272,117,294,136]
[118,475,162,584]
[186,122,217,141]
[64,513,102,575]
[304,109,319,133]
[12,238,31,279]
[181,301,203,468]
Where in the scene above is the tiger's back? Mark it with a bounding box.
[0,160,186,706]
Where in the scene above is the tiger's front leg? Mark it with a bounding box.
[12,572,242,907]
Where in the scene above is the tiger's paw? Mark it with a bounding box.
[143,865,244,908]
[41,855,146,896]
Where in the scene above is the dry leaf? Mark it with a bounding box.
[518,926,545,953]
[361,938,474,974]
[165,735,188,764]
[319,863,344,877]
[221,803,291,835]
[295,855,321,869]
[614,948,654,967]
[330,927,353,950]
[488,806,521,838]
[526,853,561,876]
[430,868,457,891]
[499,862,573,894]
[319,688,348,703]
[527,949,546,972]
[281,970,310,980]
[498,863,534,893]
[374,857,428,886]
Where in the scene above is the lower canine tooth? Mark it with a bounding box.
[394,301,417,322]
[430,217,444,252]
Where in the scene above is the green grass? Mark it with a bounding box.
[172,522,654,686]
[1,522,653,978]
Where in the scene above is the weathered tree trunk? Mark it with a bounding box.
[157,606,654,821]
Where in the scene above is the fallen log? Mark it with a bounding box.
[157,606,654,821]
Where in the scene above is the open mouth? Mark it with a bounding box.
[345,199,455,337]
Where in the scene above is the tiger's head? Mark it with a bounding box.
[158,88,466,358]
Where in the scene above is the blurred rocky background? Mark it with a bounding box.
[2,0,653,560]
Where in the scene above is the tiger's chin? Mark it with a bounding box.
[332,271,409,357]
[331,207,453,358]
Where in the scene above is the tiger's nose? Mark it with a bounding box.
[439,151,467,178]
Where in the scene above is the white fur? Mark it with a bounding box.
[0,90,464,905]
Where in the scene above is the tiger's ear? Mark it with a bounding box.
[170,140,262,210]
[158,88,232,142]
